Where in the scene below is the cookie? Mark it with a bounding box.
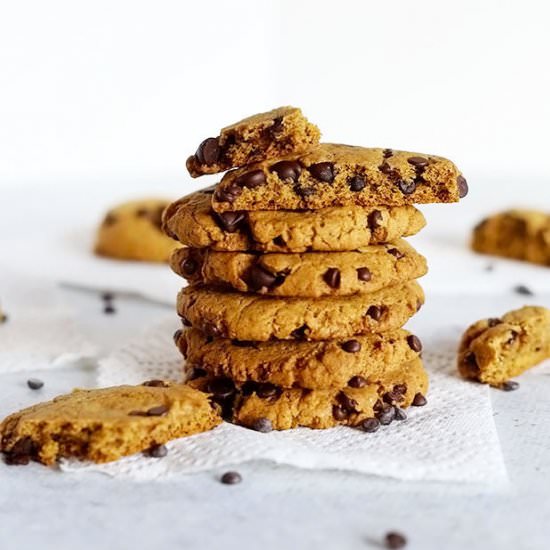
[170,240,427,297]
[162,188,427,252]
[212,143,468,212]
[458,306,550,387]
[177,281,424,342]
[0,382,221,465]
[472,210,550,266]
[187,357,429,430]
[178,328,422,389]
[186,106,320,177]
[95,199,180,262]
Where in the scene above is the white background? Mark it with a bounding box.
[1,0,550,192]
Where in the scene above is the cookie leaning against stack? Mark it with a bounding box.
[164,105,468,432]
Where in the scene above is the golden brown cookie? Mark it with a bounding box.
[212,143,468,212]
[472,210,550,266]
[458,306,550,387]
[177,281,424,342]
[170,240,427,297]
[177,328,423,389]
[0,382,221,465]
[163,188,426,252]
[186,106,320,177]
[187,357,429,430]
[95,199,180,262]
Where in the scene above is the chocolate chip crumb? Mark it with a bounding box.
[385,531,407,549]
[514,284,533,296]
[221,471,242,485]
[412,393,427,406]
[147,444,168,458]
[251,417,273,433]
[27,378,44,390]
[501,380,520,392]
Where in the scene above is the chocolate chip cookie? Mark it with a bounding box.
[95,199,180,262]
[177,281,424,342]
[162,188,426,252]
[170,240,427,297]
[472,210,550,266]
[186,106,320,177]
[178,328,422,389]
[458,306,550,387]
[212,143,468,212]
[187,357,428,430]
[0,382,221,465]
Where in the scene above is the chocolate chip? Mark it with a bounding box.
[457,175,468,198]
[187,367,207,380]
[181,258,198,276]
[235,169,266,189]
[147,444,168,458]
[514,284,533,296]
[195,137,220,165]
[406,335,422,352]
[27,378,44,390]
[291,324,308,340]
[221,471,242,485]
[361,418,380,433]
[377,404,395,425]
[173,329,182,344]
[412,393,427,406]
[273,236,286,247]
[293,184,316,198]
[464,352,478,370]
[379,161,393,175]
[383,148,393,158]
[407,156,428,168]
[203,322,222,338]
[181,316,192,327]
[104,304,116,315]
[231,339,255,348]
[332,405,349,420]
[385,531,407,549]
[366,305,383,321]
[147,405,168,416]
[251,417,273,433]
[348,175,366,192]
[357,267,371,282]
[488,318,502,327]
[394,407,407,421]
[323,268,341,289]
[269,116,284,136]
[383,389,405,405]
[135,207,148,218]
[348,375,367,388]
[216,211,245,233]
[249,264,278,291]
[103,213,117,226]
[393,384,407,395]
[501,380,520,392]
[270,160,302,181]
[336,392,358,413]
[341,340,362,353]
[506,330,519,345]
[397,180,416,194]
[102,292,114,302]
[308,162,335,183]
[387,247,404,259]
[142,380,168,388]
[215,184,242,204]
[367,209,383,230]
[256,383,278,399]
[5,437,34,465]
[207,377,235,400]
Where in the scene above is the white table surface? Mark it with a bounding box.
[1,181,550,550]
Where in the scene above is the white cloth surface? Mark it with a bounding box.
[60,317,507,484]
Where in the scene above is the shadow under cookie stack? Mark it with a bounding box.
[163,106,468,433]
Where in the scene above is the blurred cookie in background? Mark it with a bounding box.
[94,199,181,262]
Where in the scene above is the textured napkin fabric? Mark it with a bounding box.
[61,317,508,484]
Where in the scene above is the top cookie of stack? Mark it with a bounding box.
[164,106,467,432]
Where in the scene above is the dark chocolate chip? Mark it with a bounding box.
[11,437,34,456]
[181,258,198,276]
[394,407,407,421]
[348,375,367,388]
[235,169,266,189]
[488,318,502,327]
[147,444,168,458]
[249,264,278,291]
[385,531,407,549]
[377,405,396,425]
[336,392,358,413]
[341,340,362,353]
[464,352,479,370]
[221,471,242,485]
[147,405,168,417]
[142,380,168,387]
[383,148,393,158]
[407,335,422,352]
[367,209,383,230]
[332,405,349,420]
[407,156,428,168]
[357,267,371,282]
[412,393,427,407]
[379,161,393,175]
[270,160,302,182]
[393,383,407,395]
[27,378,44,390]
[181,316,192,327]
[207,378,235,400]
[291,324,309,340]
[348,175,366,192]
[203,322,222,337]
[102,292,114,302]
[256,383,278,399]
[293,184,316,198]
[308,162,335,183]
[366,305,383,321]
[501,380,520,392]
[387,247,405,259]
[383,390,405,405]
[104,304,116,315]
[273,236,286,247]
[173,329,182,344]
[251,417,273,433]
[361,417,380,433]
[514,284,533,296]
[195,137,220,165]
[397,180,417,194]
[323,268,341,289]
[269,116,284,136]
[187,367,207,381]
[457,175,468,198]
[506,330,519,345]
[216,211,246,232]
[215,184,242,204]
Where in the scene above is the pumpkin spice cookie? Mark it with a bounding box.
[212,143,468,212]
[0,382,221,465]
[177,281,424,342]
[186,106,320,177]
[95,199,180,262]
[458,306,550,387]
[170,240,427,297]
[177,328,422,390]
[187,357,429,430]
[162,188,426,252]
[472,209,550,266]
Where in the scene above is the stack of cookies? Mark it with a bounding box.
[163,106,468,432]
